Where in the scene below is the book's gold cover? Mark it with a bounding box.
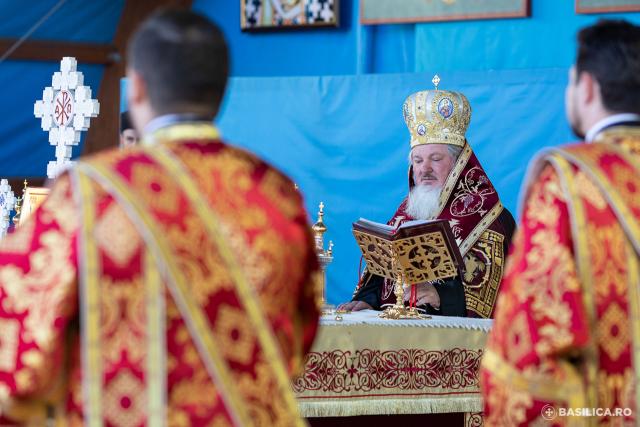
[352,219,461,283]
[20,187,50,224]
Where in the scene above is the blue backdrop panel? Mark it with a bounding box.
[192,0,640,76]
[193,0,361,76]
[193,0,421,76]
[0,0,124,42]
[414,2,640,72]
[0,0,122,178]
[0,61,104,177]
[215,69,574,304]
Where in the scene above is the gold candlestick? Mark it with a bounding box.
[379,256,428,320]
[312,202,334,313]
[379,255,410,319]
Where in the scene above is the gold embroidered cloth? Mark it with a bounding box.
[0,123,320,426]
[481,127,640,426]
[293,310,491,417]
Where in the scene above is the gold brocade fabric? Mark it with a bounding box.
[293,310,490,417]
[481,127,640,426]
[0,123,320,426]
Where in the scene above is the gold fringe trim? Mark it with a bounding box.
[299,396,482,417]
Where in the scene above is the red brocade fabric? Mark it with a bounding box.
[0,125,319,426]
[481,128,640,426]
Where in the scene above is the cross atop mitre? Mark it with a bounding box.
[34,57,100,179]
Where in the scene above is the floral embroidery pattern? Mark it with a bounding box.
[450,167,495,218]
[293,348,482,393]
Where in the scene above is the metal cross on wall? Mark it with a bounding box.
[34,57,100,179]
[0,179,15,238]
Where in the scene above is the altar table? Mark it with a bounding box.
[293,310,491,423]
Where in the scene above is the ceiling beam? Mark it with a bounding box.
[82,0,193,156]
[0,39,118,64]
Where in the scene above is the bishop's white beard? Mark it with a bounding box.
[406,184,442,220]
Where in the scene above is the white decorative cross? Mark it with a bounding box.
[432,74,441,90]
[34,57,100,179]
[0,179,15,238]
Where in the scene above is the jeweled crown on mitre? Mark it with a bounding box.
[402,75,471,149]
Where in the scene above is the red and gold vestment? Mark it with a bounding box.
[0,123,319,426]
[354,142,516,318]
[481,126,640,426]
[353,86,516,318]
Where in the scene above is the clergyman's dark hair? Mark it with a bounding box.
[127,8,229,117]
[576,19,640,114]
[120,110,133,133]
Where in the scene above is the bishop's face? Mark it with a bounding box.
[411,144,455,188]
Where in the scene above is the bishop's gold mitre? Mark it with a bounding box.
[402,75,471,149]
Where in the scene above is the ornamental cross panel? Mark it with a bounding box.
[34,57,100,179]
[0,179,15,238]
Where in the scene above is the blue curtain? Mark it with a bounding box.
[215,69,574,304]
[0,0,122,177]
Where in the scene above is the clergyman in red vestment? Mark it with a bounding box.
[481,19,640,426]
[0,10,319,426]
[339,85,516,318]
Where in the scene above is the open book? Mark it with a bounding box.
[352,217,463,283]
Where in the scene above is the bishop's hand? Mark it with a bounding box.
[336,301,373,312]
[404,282,440,310]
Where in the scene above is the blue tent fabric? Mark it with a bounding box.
[212,69,574,304]
[414,2,640,73]
[3,1,639,181]
[129,70,557,305]
[0,61,103,176]
[0,0,123,177]
[3,0,638,304]
[0,0,123,42]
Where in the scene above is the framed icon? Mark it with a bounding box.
[360,0,529,24]
[242,0,339,30]
[576,0,640,13]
